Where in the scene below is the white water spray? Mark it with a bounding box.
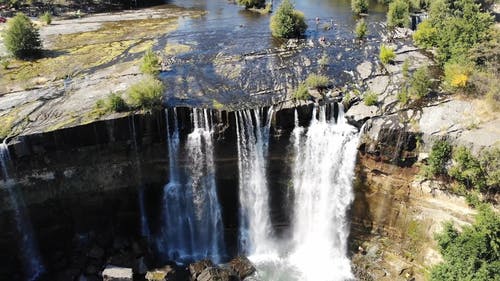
[159,108,225,262]
[235,107,276,257]
[1,141,45,281]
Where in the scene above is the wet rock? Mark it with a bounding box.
[102,265,133,281]
[228,256,256,280]
[189,260,214,280]
[345,103,379,128]
[356,61,373,80]
[198,267,233,281]
[145,265,176,281]
[133,256,148,275]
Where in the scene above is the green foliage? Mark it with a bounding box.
[305,74,330,89]
[127,77,165,109]
[236,0,265,9]
[431,205,500,281]
[293,83,310,100]
[355,19,368,39]
[408,66,431,100]
[40,11,52,25]
[449,146,486,192]
[212,100,224,110]
[140,48,160,75]
[3,13,42,59]
[318,52,329,67]
[424,140,452,177]
[363,91,378,106]
[413,20,437,49]
[95,93,127,114]
[351,0,368,14]
[479,147,500,190]
[0,58,10,70]
[443,61,473,93]
[402,59,410,78]
[418,0,494,64]
[387,0,410,28]
[379,44,395,64]
[397,89,409,106]
[270,0,307,38]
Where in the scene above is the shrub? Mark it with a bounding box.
[3,13,42,59]
[379,44,395,64]
[413,20,437,49]
[270,0,307,38]
[355,19,368,39]
[351,0,368,14]
[140,48,160,75]
[127,77,165,109]
[402,59,410,78]
[430,205,500,281]
[213,100,224,110]
[363,91,378,106]
[318,52,329,68]
[479,148,500,190]
[449,146,486,192]
[0,58,10,70]
[293,83,310,100]
[95,93,127,113]
[305,74,330,89]
[397,89,409,106]
[40,11,52,25]
[387,0,410,28]
[443,61,473,92]
[424,140,452,177]
[236,0,265,9]
[409,66,431,100]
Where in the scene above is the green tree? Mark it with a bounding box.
[140,48,160,75]
[408,66,431,100]
[355,19,368,39]
[449,146,487,192]
[379,44,395,64]
[270,0,307,38]
[3,13,42,59]
[351,0,368,14]
[236,0,265,9]
[431,205,500,281]
[424,140,452,177]
[387,0,410,28]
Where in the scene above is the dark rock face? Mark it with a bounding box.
[189,260,215,280]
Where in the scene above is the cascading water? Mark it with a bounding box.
[158,108,225,262]
[288,104,358,281]
[246,103,359,281]
[235,107,276,257]
[0,141,44,281]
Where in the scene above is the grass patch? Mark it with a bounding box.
[305,74,330,89]
[363,91,378,106]
[293,83,310,100]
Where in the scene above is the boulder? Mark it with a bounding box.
[188,260,214,280]
[102,265,133,281]
[145,265,175,281]
[197,267,233,281]
[228,256,256,280]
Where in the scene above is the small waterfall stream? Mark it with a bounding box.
[235,108,276,257]
[158,108,225,263]
[1,141,44,281]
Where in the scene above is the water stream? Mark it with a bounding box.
[0,142,44,281]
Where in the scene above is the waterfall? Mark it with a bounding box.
[289,104,358,281]
[1,141,45,281]
[159,108,225,263]
[235,107,276,257]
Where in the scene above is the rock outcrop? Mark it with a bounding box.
[102,266,133,281]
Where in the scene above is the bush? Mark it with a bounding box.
[140,48,160,75]
[40,11,52,25]
[127,77,165,109]
[449,146,486,192]
[355,19,368,39]
[479,148,500,191]
[95,93,127,113]
[305,74,330,89]
[430,205,500,281]
[293,83,310,100]
[387,0,410,28]
[363,91,378,106]
[3,13,42,59]
[351,0,368,14]
[424,140,452,177]
[443,61,473,92]
[379,44,395,64]
[0,58,10,70]
[413,20,437,49]
[402,59,410,78]
[397,89,409,106]
[318,52,329,68]
[409,66,431,100]
[236,0,265,9]
[270,0,307,38]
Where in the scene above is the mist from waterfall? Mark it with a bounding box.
[235,108,276,257]
[158,108,225,263]
[0,142,45,281]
